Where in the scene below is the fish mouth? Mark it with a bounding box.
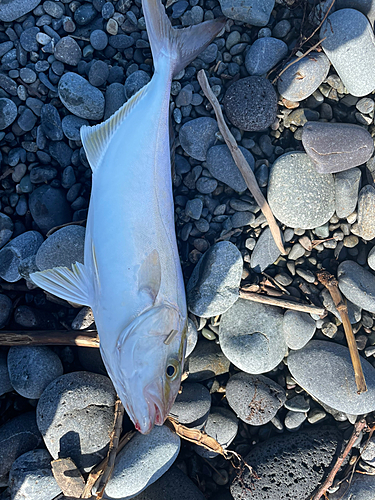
[134,402,164,434]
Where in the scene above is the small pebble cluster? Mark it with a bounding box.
[1,0,375,499]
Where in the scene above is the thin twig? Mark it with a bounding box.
[239,289,326,315]
[312,418,367,500]
[0,330,99,348]
[197,70,286,255]
[317,271,367,394]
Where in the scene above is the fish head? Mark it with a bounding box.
[109,303,187,434]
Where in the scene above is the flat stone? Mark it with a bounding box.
[186,339,230,382]
[223,76,277,131]
[187,241,242,318]
[29,185,71,235]
[231,211,255,228]
[0,213,13,249]
[0,350,12,396]
[283,310,316,350]
[335,168,361,218]
[284,411,306,430]
[179,118,218,161]
[268,152,335,229]
[36,226,85,271]
[284,394,310,413]
[219,299,287,374]
[169,382,211,427]
[245,37,288,76]
[54,37,82,66]
[58,72,104,120]
[0,0,41,21]
[124,70,150,99]
[218,0,274,25]
[278,52,330,101]
[0,231,43,283]
[0,98,17,130]
[302,122,374,173]
[226,372,286,425]
[231,426,342,500]
[250,227,281,273]
[20,27,40,52]
[37,371,117,472]
[206,145,253,192]
[352,185,375,240]
[89,60,109,87]
[338,260,375,313]
[321,9,375,97]
[288,340,375,414]
[104,425,180,499]
[194,407,238,459]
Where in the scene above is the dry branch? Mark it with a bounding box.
[0,330,99,348]
[239,289,326,315]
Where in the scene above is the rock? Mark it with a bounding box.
[335,168,361,218]
[0,350,12,396]
[58,72,104,120]
[186,339,230,382]
[124,70,150,99]
[62,115,89,141]
[0,213,14,248]
[368,246,375,271]
[338,260,375,313]
[223,76,277,131]
[90,30,108,50]
[278,52,330,101]
[361,436,375,466]
[283,310,316,350]
[226,372,286,425]
[0,98,17,130]
[0,412,42,477]
[72,307,95,330]
[284,411,306,431]
[250,227,281,273]
[186,241,243,318]
[231,211,255,228]
[169,382,211,427]
[179,118,218,161]
[29,185,71,235]
[268,152,335,229]
[7,346,63,399]
[89,60,109,87]
[9,449,61,500]
[218,0,274,25]
[0,231,43,282]
[333,473,375,500]
[77,347,107,376]
[74,3,97,25]
[49,142,72,168]
[320,287,361,324]
[40,104,63,141]
[321,9,375,97]
[302,122,374,173]
[54,37,82,66]
[288,340,375,414]
[230,426,342,500]
[0,0,41,21]
[194,407,238,459]
[206,145,253,192]
[352,185,375,240]
[104,82,126,120]
[186,318,198,357]
[185,198,203,220]
[245,37,288,76]
[284,395,310,413]
[35,226,85,271]
[219,299,287,374]
[104,425,180,499]
[37,371,117,472]
[20,27,40,52]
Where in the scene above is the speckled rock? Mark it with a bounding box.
[245,37,288,76]
[218,0,274,26]
[54,37,82,66]
[37,371,117,472]
[333,473,375,500]
[194,407,238,459]
[219,299,287,374]
[186,339,230,382]
[186,318,198,357]
[179,118,218,161]
[35,226,85,271]
[335,168,361,219]
[186,241,243,318]
[283,310,316,350]
[320,287,362,325]
[0,213,14,248]
[169,382,211,427]
[0,350,12,396]
[58,72,104,120]
[206,145,253,192]
[0,0,41,21]
[124,70,150,99]
[268,152,335,229]
[0,98,17,130]
[104,425,180,499]
[250,227,281,273]
[0,231,43,282]
[62,115,89,141]
[352,185,375,240]
[338,260,375,313]
[288,340,375,414]
[226,372,286,425]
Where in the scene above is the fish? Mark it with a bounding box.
[30,0,225,434]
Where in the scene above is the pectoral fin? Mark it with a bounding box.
[138,249,161,303]
[30,263,93,306]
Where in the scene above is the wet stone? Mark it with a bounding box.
[62,115,89,141]
[29,185,71,235]
[0,231,43,283]
[169,382,211,427]
[194,407,238,459]
[54,37,82,66]
[352,185,375,241]
[179,117,218,161]
[250,227,281,273]
[335,168,361,219]
[338,260,375,313]
[0,98,17,130]
[206,144,253,192]
[245,37,288,76]
[218,0,274,25]
[186,339,230,382]
[58,72,105,120]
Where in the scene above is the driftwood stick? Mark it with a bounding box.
[312,418,367,500]
[317,271,367,394]
[0,330,99,348]
[239,289,326,315]
[197,69,286,255]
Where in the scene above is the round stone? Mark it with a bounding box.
[90,30,108,50]
[104,82,126,120]
[20,27,40,52]
[0,231,43,283]
[226,372,286,425]
[0,212,14,248]
[219,299,287,374]
[124,70,150,99]
[223,76,277,131]
[283,310,316,350]
[169,382,211,426]
[54,37,82,66]
[352,185,375,241]
[335,168,361,219]
[267,152,335,229]
[62,115,89,141]
[218,0,274,25]
[58,72,105,120]
[194,407,238,459]
[250,227,281,273]
[179,117,218,161]
[89,60,109,87]
[245,37,288,76]
[186,340,230,382]
[36,225,85,271]
[0,98,17,130]
[338,260,375,313]
[206,144,253,192]
[29,185,71,235]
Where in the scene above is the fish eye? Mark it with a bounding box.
[166,359,180,381]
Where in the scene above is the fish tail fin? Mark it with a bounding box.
[142,0,225,76]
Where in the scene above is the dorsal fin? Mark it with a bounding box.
[80,82,151,172]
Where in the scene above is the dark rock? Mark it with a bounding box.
[29,185,72,235]
[54,36,82,66]
[0,231,43,282]
[62,115,89,141]
[124,70,150,99]
[20,27,40,52]
[179,117,218,161]
[0,350,12,396]
[169,382,211,427]
[186,340,230,382]
[206,145,253,192]
[40,104,63,141]
[89,60,109,87]
[250,227,281,273]
[58,72,105,120]
[49,141,73,168]
[90,29,108,50]
[74,3,98,25]
[0,98,17,130]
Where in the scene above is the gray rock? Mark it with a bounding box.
[245,37,288,76]
[90,30,108,51]
[7,346,63,399]
[0,231,43,282]
[218,0,274,25]
[338,260,375,313]
[179,118,218,161]
[206,145,253,192]
[226,372,286,425]
[320,287,362,324]
[72,307,95,330]
[88,60,109,87]
[335,0,375,25]
[333,473,375,500]
[35,225,85,271]
[9,449,61,500]
[268,152,335,229]
[187,241,242,318]
[231,211,255,228]
[62,115,89,141]
[288,340,375,414]
[104,82,126,120]
[321,9,375,97]
[283,310,316,350]
[104,425,180,499]
[194,407,238,458]
[0,98,17,130]
[124,70,150,99]
[169,382,211,426]
[230,426,342,500]
[0,213,14,248]
[284,411,306,431]
[58,72,104,120]
[54,37,82,66]
[29,186,71,235]
[361,436,375,466]
[250,227,281,273]
[302,122,374,173]
[37,371,117,472]
[219,299,287,374]
[40,104,63,142]
[368,246,375,271]
[0,350,12,396]
[335,168,361,218]
[0,294,12,329]
[223,76,277,131]
[284,395,310,413]
[352,185,375,240]
[278,52,330,101]
[186,339,230,382]
[0,0,41,21]
[185,198,203,220]
[0,412,42,477]
[186,318,198,357]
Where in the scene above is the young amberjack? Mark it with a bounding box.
[30,0,225,433]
